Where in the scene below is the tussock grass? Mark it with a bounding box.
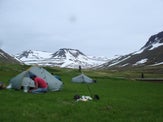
[0,64,163,122]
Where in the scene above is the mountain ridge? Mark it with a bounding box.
[1,31,163,69]
[0,49,21,64]
[15,48,109,68]
[95,31,163,69]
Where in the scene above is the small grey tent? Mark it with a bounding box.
[9,66,63,91]
[72,74,94,83]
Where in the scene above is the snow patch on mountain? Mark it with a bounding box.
[133,59,148,66]
[18,50,52,60]
[132,49,144,55]
[109,56,131,67]
[149,42,163,50]
[150,62,163,66]
[120,63,129,67]
[0,52,7,58]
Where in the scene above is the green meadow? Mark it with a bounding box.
[0,64,163,122]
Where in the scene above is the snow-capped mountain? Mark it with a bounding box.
[16,50,53,60]
[96,31,163,69]
[15,48,109,68]
[0,49,21,64]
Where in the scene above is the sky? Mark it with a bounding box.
[0,0,163,57]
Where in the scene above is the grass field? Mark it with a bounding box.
[0,64,163,122]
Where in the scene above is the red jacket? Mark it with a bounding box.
[33,77,48,88]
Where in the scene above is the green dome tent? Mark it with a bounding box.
[9,66,63,91]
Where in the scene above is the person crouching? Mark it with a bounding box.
[29,75,48,93]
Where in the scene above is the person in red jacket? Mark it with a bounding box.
[29,75,48,93]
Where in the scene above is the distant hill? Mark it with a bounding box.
[0,49,21,64]
[95,31,163,69]
[15,48,109,68]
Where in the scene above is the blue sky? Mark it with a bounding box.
[0,0,163,57]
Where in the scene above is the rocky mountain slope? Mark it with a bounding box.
[0,49,20,64]
[96,31,163,69]
[16,48,109,68]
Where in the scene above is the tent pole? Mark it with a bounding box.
[86,84,93,97]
